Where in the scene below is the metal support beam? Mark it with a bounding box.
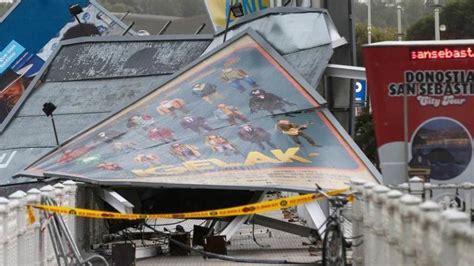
[96,189,134,214]
[252,214,320,240]
[297,201,328,237]
[217,191,267,240]
[216,215,249,239]
[325,64,366,80]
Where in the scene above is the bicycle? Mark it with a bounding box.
[316,185,352,266]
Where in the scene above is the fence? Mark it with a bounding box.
[1,178,474,265]
[0,181,78,266]
[351,178,474,266]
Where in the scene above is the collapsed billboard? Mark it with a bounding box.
[22,30,379,192]
[364,41,474,185]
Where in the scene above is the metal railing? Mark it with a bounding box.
[390,176,474,213]
[351,178,474,266]
[0,181,107,266]
[2,177,474,265]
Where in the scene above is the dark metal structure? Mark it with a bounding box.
[0,35,213,185]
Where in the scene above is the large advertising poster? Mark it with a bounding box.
[23,31,379,192]
[364,42,474,185]
[0,40,43,124]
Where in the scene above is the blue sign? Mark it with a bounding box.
[0,40,25,74]
[354,80,367,105]
[0,0,88,54]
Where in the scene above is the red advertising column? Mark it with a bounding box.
[364,41,474,185]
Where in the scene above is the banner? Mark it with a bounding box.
[205,0,270,32]
[364,42,474,184]
[0,40,43,124]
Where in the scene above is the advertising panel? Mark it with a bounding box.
[24,31,379,192]
[0,40,43,124]
[37,2,135,60]
[364,41,474,185]
[205,0,270,32]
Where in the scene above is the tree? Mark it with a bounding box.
[354,22,395,168]
[355,23,397,66]
[407,0,474,40]
[354,107,379,168]
[354,0,431,30]
[406,16,434,40]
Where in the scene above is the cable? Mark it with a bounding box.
[147,219,188,227]
[251,219,270,248]
[143,223,319,265]
[345,235,363,240]
[351,240,363,248]
[187,219,208,234]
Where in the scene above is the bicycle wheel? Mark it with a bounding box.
[322,224,346,266]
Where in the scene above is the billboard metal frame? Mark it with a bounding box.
[17,29,382,192]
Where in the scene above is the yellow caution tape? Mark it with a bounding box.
[27,188,348,221]
[27,206,36,225]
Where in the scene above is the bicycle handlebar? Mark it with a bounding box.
[315,184,351,207]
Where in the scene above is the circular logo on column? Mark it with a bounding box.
[410,118,472,181]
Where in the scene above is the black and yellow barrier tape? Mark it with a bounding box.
[26,188,349,222]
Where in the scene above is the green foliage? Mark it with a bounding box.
[406,16,434,40]
[407,0,474,40]
[354,0,431,29]
[355,23,397,66]
[439,0,474,39]
[354,107,379,168]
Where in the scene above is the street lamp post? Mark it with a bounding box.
[367,0,372,44]
[397,0,403,41]
[434,0,440,40]
[223,2,244,43]
[42,102,59,146]
[68,4,83,25]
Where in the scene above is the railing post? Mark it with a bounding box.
[440,209,470,266]
[40,185,56,266]
[27,188,42,266]
[372,185,390,266]
[399,183,409,194]
[54,183,67,230]
[424,182,432,200]
[1,196,18,266]
[417,201,441,266]
[399,194,422,265]
[462,182,472,215]
[362,183,375,265]
[351,179,366,266]
[457,223,474,266]
[9,190,27,266]
[408,176,424,199]
[0,197,8,266]
[63,180,77,242]
[53,183,66,205]
[384,190,403,265]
